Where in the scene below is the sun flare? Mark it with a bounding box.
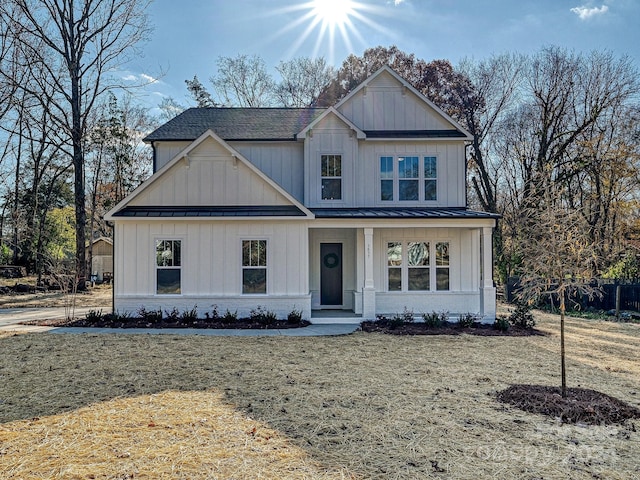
[311,0,355,27]
[267,0,392,64]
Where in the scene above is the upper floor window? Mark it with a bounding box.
[380,156,438,202]
[156,239,181,294]
[321,154,342,200]
[424,156,437,201]
[242,240,267,294]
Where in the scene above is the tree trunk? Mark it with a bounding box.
[560,290,567,398]
[71,68,86,289]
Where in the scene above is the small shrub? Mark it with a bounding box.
[400,307,415,323]
[137,307,163,323]
[164,307,180,322]
[423,311,448,328]
[250,305,278,325]
[287,308,303,324]
[108,311,134,323]
[204,305,220,321]
[509,303,536,329]
[221,309,238,324]
[180,306,198,324]
[85,309,103,322]
[458,312,480,328]
[494,315,510,332]
[388,313,406,329]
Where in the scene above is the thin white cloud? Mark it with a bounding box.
[121,72,160,84]
[570,4,609,20]
[140,73,159,84]
[394,0,405,5]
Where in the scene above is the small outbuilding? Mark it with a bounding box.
[86,237,113,283]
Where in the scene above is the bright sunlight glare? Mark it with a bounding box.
[264,1,394,65]
[312,0,355,27]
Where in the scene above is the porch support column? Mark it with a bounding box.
[480,226,497,321]
[362,227,376,319]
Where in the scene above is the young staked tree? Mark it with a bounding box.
[516,179,601,398]
[1,0,152,285]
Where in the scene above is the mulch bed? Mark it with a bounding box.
[26,317,312,329]
[497,384,640,425]
[360,320,544,336]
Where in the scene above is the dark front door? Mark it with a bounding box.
[320,243,343,306]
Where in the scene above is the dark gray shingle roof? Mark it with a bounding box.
[144,108,327,142]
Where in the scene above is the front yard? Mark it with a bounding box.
[0,312,638,479]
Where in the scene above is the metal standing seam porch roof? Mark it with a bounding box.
[112,206,500,220]
[310,207,500,219]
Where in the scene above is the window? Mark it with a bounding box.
[407,242,430,290]
[436,242,450,290]
[242,240,267,294]
[399,156,419,200]
[380,156,394,201]
[385,240,449,292]
[387,242,402,290]
[380,156,438,202]
[424,156,437,201]
[156,240,181,294]
[321,154,342,200]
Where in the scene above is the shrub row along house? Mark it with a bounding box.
[105,66,500,322]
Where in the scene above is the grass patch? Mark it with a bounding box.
[0,313,638,478]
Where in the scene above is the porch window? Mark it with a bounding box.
[387,242,402,290]
[242,240,267,294]
[380,155,438,202]
[385,240,449,292]
[436,242,450,290]
[156,239,181,294]
[407,242,430,290]
[321,154,342,200]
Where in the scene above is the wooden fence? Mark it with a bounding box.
[505,278,640,313]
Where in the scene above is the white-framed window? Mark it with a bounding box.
[386,240,450,291]
[436,241,450,290]
[242,239,267,294]
[321,154,342,200]
[380,155,438,202]
[156,239,181,295]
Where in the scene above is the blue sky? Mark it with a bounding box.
[124,0,640,110]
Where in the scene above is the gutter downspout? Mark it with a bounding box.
[106,220,115,315]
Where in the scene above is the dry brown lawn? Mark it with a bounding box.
[0,311,638,479]
[0,282,112,308]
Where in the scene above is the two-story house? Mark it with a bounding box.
[105,66,499,322]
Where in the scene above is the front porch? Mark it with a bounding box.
[308,218,497,321]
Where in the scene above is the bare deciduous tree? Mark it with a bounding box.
[1,0,152,284]
[516,182,602,398]
[274,57,334,107]
[210,54,275,107]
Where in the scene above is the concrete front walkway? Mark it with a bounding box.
[0,308,360,336]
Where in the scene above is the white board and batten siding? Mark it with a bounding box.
[371,227,482,316]
[114,220,311,318]
[231,142,305,203]
[336,69,453,132]
[131,137,293,208]
[154,141,192,171]
[304,113,358,207]
[358,141,465,208]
